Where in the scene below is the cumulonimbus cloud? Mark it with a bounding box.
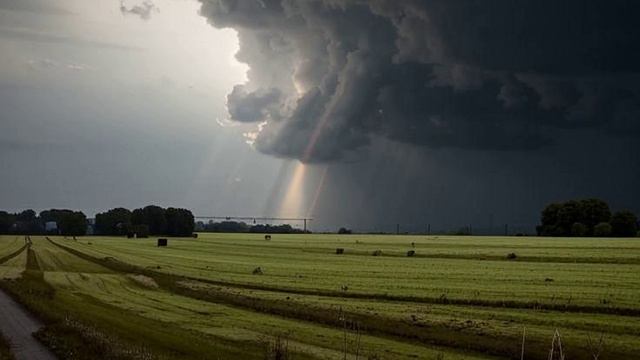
[199,0,640,162]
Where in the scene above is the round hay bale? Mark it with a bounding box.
[252,266,264,275]
[372,250,382,256]
[407,250,416,257]
[336,248,344,254]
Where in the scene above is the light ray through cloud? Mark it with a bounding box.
[307,165,328,218]
[278,161,307,218]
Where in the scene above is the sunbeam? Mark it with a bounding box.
[278,161,307,218]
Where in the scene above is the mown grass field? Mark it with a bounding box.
[1,233,639,359]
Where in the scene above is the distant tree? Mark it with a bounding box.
[60,211,87,236]
[128,224,149,238]
[16,209,36,222]
[571,222,588,237]
[610,210,638,237]
[338,227,352,234]
[40,209,87,236]
[578,199,611,234]
[540,202,573,236]
[0,211,15,234]
[539,203,563,235]
[539,199,612,237]
[165,208,195,236]
[14,209,41,234]
[556,200,582,235]
[250,224,296,234]
[132,205,167,235]
[95,208,132,236]
[207,221,250,233]
[593,222,612,237]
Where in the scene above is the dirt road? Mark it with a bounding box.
[0,289,56,360]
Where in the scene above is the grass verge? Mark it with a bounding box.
[0,244,272,360]
[49,237,638,359]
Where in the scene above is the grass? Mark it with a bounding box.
[1,233,640,359]
[61,234,640,309]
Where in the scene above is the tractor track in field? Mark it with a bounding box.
[48,238,640,317]
[46,237,640,360]
[0,240,28,266]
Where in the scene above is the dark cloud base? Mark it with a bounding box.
[199,0,640,163]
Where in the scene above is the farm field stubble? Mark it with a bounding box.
[1,233,639,359]
[0,236,495,360]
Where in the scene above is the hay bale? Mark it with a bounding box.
[372,250,382,256]
[506,252,517,260]
[252,266,264,275]
[192,233,198,238]
[157,238,168,247]
[264,235,272,240]
[407,250,416,257]
[336,248,344,255]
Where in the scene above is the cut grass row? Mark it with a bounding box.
[0,237,23,258]
[49,236,640,359]
[179,281,640,358]
[32,237,491,360]
[3,234,640,359]
[0,237,27,267]
[0,242,273,360]
[57,235,640,312]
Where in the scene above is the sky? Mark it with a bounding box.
[1,0,639,233]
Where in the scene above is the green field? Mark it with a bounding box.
[1,234,639,359]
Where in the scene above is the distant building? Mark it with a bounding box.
[86,218,96,235]
[45,221,58,233]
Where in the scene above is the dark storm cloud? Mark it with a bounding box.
[227,85,282,122]
[199,0,640,162]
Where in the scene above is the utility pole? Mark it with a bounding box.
[396,223,400,235]
[505,224,509,236]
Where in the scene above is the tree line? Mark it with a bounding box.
[95,206,195,237]
[196,221,308,234]
[537,199,638,237]
[0,205,195,237]
[0,209,87,236]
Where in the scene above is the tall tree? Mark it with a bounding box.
[610,210,638,237]
[95,208,132,235]
[40,209,87,236]
[165,208,195,237]
[578,199,611,234]
[0,211,15,234]
[539,198,612,237]
[132,205,167,236]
